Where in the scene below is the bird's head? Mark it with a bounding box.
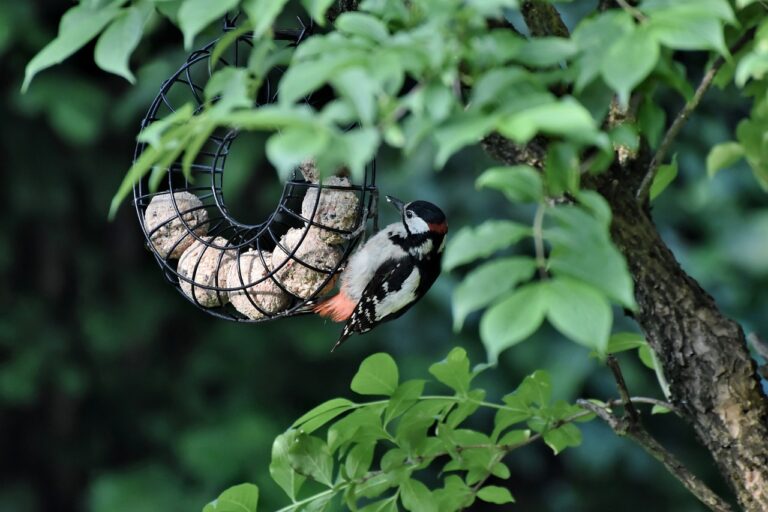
[386,196,448,237]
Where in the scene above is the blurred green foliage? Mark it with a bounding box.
[3,1,768,512]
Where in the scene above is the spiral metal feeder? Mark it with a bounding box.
[132,17,378,322]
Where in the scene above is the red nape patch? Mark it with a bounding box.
[313,293,357,322]
[429,222,448,234]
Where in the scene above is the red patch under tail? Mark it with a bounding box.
[313,292,356,322]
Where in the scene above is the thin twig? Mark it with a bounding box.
[577,400,733,512]
[637,28,757,203]
[606,355,640,423]
[616,0,647,21]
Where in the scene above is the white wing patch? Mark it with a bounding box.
[373,267,420,321]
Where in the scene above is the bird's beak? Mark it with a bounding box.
[386,195,405,212]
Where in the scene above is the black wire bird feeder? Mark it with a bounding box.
[132,16,378,322]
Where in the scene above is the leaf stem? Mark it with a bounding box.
[274,488,336,512]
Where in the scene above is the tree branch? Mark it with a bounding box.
[481,132,547,170]
[521,0,569,37]
[636,28,756,203]
[577,400,733,512]
[326,0,360,22]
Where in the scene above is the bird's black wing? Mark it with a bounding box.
[331,257,418,351]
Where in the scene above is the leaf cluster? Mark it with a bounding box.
[204,349,593,512]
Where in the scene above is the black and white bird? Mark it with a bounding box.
[314,196,448,351]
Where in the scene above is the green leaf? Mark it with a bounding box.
[327,406,387,452]
[572,11,634,91]
[605,332,646,354]
[385,380,425,424]
[301,0,336,25]
[288,433,334,487]
[224,105,318,130]
[542,423,582,454]
[395,400,452,455]
[400,479,437,512]
[480,283,548,364]
[650,156,678,200]
[498,429,531,447]
[547,201,636,309]
[514,370,552,406]
[428,347,472,395]
[638,98,666,148]
[641,0,735,23]
[336,12,389,42]
[243,0,290,37]
[601,27,660,107]
[647,12,728,55]
[319,127,380,182]
[638,344,657,370]
[446,390,484,428]
[351,353,399,396]
[470,68,535,109]
[442,220,530,271]
[178,0,239,50]
[515,37,577,67]
[270,433,306,501]
[493,402,531,439]
[345,442,376,479]
[736,52,768,87]
[476,165,543,203]
[652,404,672,415]
[331,68,378,125]
[498,97,601,145]
[545,142,580,196]
[304,493,333,512]
[477,486,515,505]
[545,278,612,355]
[491,462,511,479]
[266,126,330,181]
[434,476,474,511]
[279,54,359,104]
[358,497,399,512]
[94,4,149,83]
[205,67,254,115]
[23,3,122,91]
[434,113,498,167]
[707,142,744,177]
[452,257,537,331]
[292,398,354,433]
[204,483,259,512]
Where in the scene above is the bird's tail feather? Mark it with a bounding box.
[313,293,356,322]
[331,325,353,352]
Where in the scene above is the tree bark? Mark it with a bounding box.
[482,133,768,510]
[598,175,768,511]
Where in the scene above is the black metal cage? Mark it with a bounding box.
[132,20,377,322]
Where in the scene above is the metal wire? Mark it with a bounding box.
[132,21,377,322]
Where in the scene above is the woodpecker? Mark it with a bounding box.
[314,196,448,351]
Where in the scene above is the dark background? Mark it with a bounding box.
[2,2,767,511]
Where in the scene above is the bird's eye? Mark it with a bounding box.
[406,211,414,219]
